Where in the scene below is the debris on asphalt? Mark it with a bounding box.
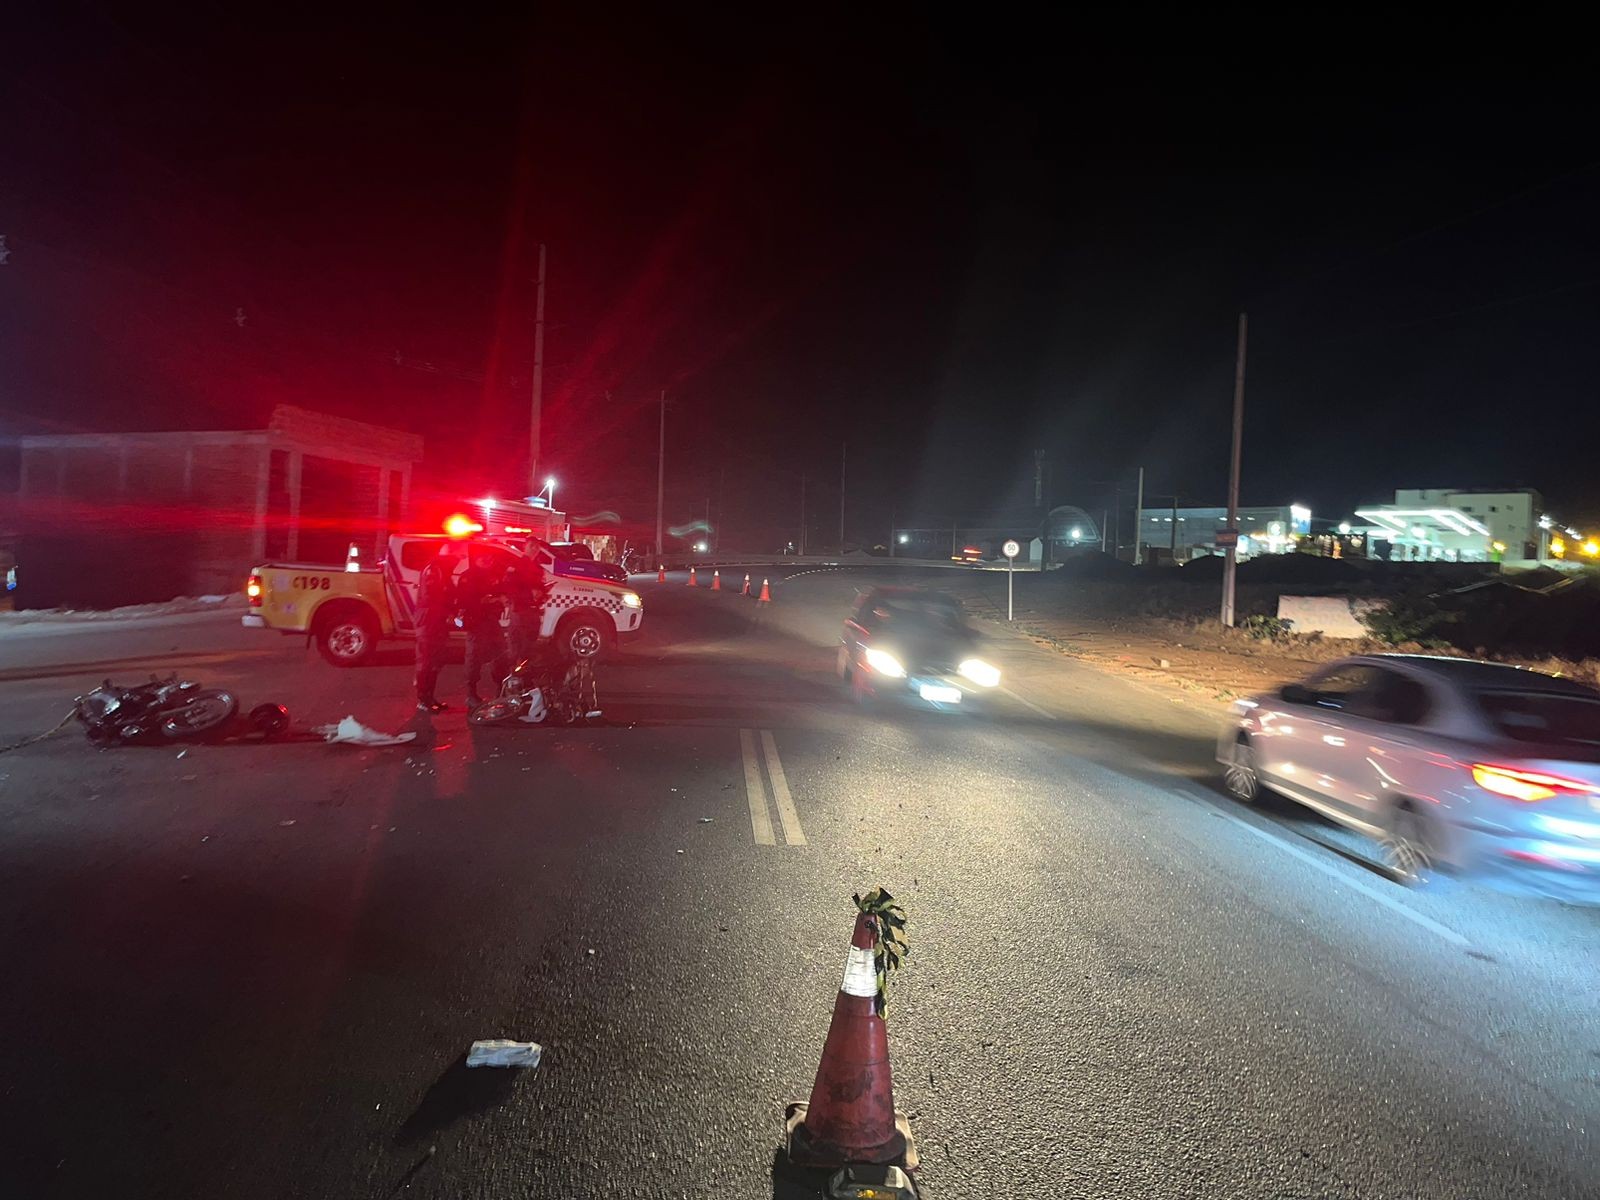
[586,948,596,956]
[279,819,296,827]
[466,1039,542,1068]
[176,750,187,759]
[698,817,714,823]
[676,848,685,854]
[317,716,417,747]
[180,775,197,782]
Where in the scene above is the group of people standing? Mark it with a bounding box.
[413,545,551,714]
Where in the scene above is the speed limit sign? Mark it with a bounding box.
[1002,539,1020,621]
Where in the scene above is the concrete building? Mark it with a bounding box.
[14,405,422,607]
[1137,503,1311,562]
[1353,487,1542,563]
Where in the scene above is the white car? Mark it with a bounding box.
[1219,654,1600,902]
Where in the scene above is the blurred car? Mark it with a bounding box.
[1219,654,1600,902]
[838,587,1001,709]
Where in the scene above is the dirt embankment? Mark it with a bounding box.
[945,553,1600,708]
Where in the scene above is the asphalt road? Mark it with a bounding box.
[1,568,1596,1199]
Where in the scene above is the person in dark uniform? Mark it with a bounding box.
[414,543,460,713]
[458,554,510,707]
[501,558,549,671]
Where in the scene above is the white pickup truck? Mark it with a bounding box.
[242,533,643,666]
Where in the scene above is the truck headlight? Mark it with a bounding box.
[621,591,642,608]
[959,658,1001,687]
[863,647,906,678]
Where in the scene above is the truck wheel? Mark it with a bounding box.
[555,611,608,662]
[318,609,378,667]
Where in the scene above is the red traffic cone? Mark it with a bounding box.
[657,564,666,583]
[688,566,698,588]
[712,569,722,591]
[785,911,915,1170]
[742,573,751,596]
[758,577,772,603]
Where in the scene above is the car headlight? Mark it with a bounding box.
[958,658,1001,688]
[621,591,642,609]
[863,647,907,678]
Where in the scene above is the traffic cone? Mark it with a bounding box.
[688,566,698,587]
[657,565,666,583]
[742,573,751,596]
[758,577,772,603]
[785,910,916,1170]
[712,569,722,592]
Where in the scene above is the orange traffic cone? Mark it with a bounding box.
[712,569,722,592]
[742,573,751,596]
[688,566,698,587]
[758,577,772,603]
[657,565,666,583]
[785,910,915,1170]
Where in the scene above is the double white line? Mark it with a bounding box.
[740,728,806,846]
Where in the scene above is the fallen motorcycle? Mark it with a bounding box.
[74,675,240,744]
[469,657,599,727]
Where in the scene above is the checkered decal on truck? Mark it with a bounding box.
[547,591,623,614]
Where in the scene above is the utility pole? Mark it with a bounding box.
[1222,312,1249,627]
[1101,509,1109,554]
[1133,466,1146,565]
[529,243,547,496]
[655,390,665,562]
[838,442,847,551]
[1172,494,1179,560]
[799,474,808,556]
[889,506,897,558]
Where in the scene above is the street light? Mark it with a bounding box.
[897,533,909,544]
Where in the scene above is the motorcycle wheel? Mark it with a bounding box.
[159,689,239,740]
[469,698,523,725]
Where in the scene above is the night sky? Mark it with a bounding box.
[6,9,1600,546]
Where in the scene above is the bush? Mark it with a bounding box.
[1240,614,1290,641]
[1360,591,1457,646]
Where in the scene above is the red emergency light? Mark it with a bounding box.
[443,513,484,538]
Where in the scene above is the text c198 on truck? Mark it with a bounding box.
[241,517,644,667]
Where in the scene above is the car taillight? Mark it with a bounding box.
[246,573,263,607]
[1471,763,1600,803]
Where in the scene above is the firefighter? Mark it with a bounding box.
[458,554,510,707]
[415,543,461,713]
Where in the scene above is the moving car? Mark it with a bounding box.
[243,533,643,666]
[1219,654,1600,902]
[837,586,1001,708]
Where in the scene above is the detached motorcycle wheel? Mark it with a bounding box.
[469,698,522,726]
[159,689,239,740]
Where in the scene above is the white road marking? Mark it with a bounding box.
[1207,802,1471,948]
[760,730,807,845]
[740,728,775,845]
[999,685,1055,720]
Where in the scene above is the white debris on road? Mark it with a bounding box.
[316,717,417,747]
[466,1040,542,1068]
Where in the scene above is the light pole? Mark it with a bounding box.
[1221,313,1248,627]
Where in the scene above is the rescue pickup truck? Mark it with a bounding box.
[242,534,643,666]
